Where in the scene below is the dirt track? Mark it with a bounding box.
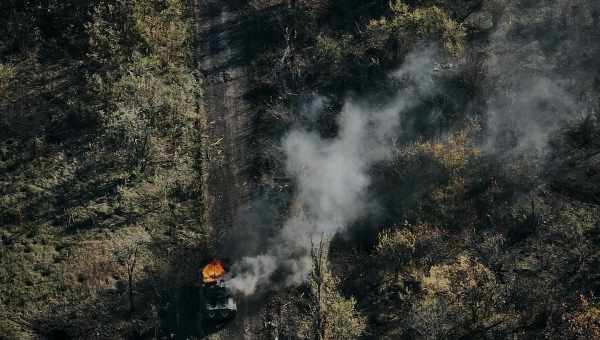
[192,1,256,338]
[192,0,251,247]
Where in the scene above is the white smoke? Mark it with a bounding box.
[228,47,441,295]
[227,255,277,296]
[226,0,600,296]
[479,0,587,153]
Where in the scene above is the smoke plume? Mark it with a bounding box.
[479,0,595,153]
[228,48,440,295]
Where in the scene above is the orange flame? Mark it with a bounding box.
[202,259,225,283]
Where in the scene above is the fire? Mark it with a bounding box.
[202,259,225,283]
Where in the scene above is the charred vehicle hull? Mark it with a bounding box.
[203,280,237,322]
[200,260,237,329]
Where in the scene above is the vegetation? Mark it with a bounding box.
[307,239,366,340]
[2,0,600,339]
[1,0,207,338]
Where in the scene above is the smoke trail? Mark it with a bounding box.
[228,47,441,295]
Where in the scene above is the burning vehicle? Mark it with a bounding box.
[201,259,237,324]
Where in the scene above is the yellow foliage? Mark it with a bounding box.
[414,255,515,338]
[376,228,417,260]
[406,124,482,225]
[422,255,492,294]
[416,126,481,174]
[566,296,600,339]
[367,1,466,58]
[422,263,451,292]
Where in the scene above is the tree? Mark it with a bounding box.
[376,227,416,283]
[307,237,366,340]
[564,296,600,340]
[366,1,466,62]
[411,255,516,339]
[114,241,147,316]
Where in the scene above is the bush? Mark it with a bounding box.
[413,255,516,339]
[315,33,353,66]
[376,228,416,282]
[565,296,600,340]
[0,319,27,340]
[366,1,466,63]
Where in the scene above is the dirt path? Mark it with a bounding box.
[191,1,259,338]
[192,0,252,246]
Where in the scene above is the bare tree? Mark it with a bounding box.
[115,242,145,317]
